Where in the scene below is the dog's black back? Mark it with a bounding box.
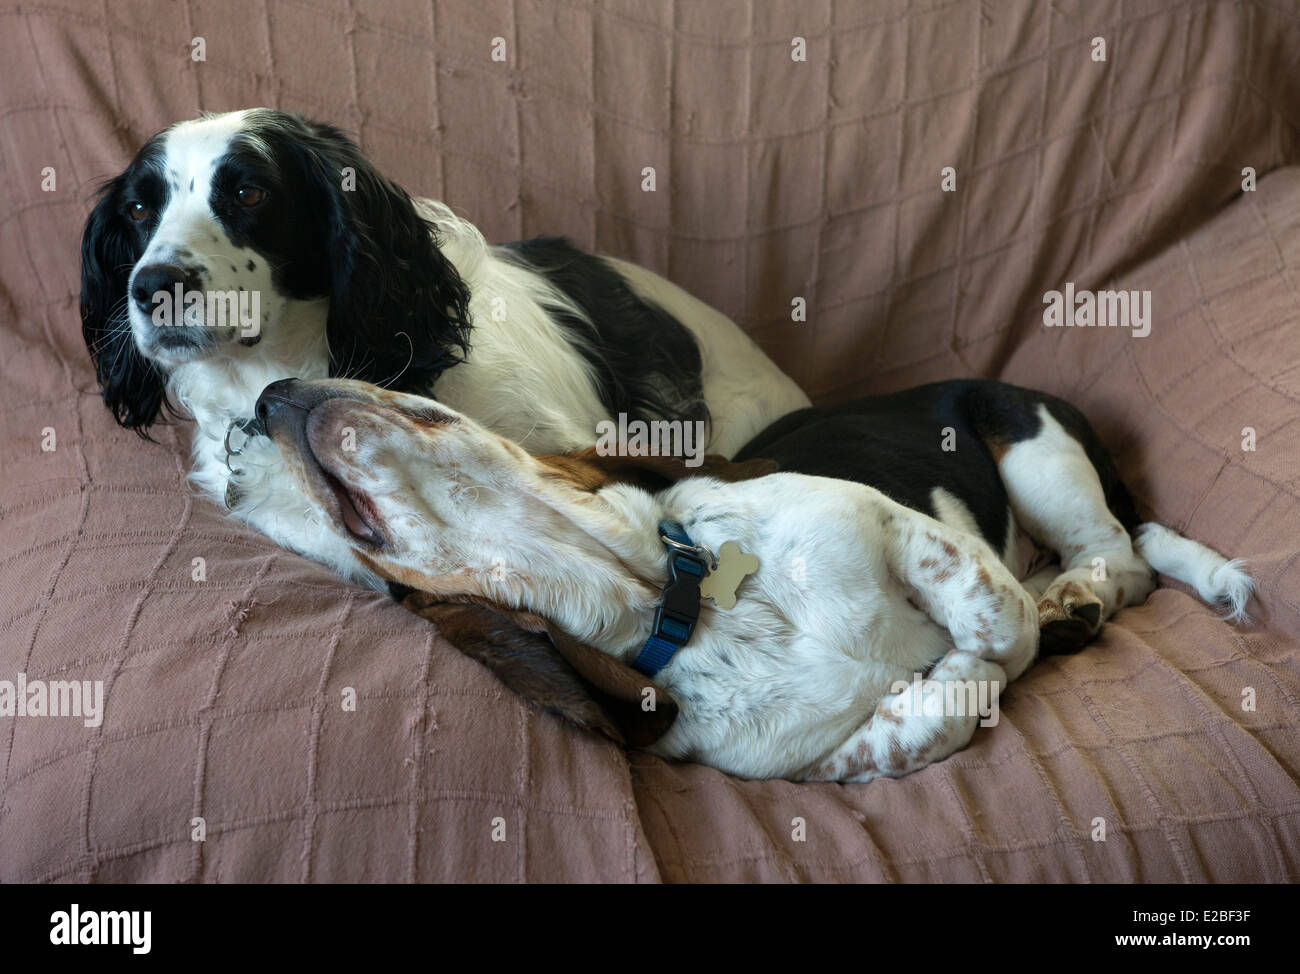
[735,379,1139,551]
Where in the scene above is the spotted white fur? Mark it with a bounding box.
[268,381,1039,782]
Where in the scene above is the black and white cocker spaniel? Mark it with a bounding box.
[81,108,809,585]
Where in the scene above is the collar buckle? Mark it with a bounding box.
[633,521,708,677]
[651,550,706,644]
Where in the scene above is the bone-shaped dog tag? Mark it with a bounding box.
[699,541,759,610]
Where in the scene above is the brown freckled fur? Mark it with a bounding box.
[923,555,955,583]
[1059,581,1096,604]
[1037,580,1102,626]
[356,551,476,597]
[984,436,1010,463]
[839,738,878,778]
[875,705,903,725]
[533,453,616,492]
[915,737,940,763]
[534,448,778,494]
[886,737,909,770]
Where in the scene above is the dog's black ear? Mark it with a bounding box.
[288,120,472,392]
[401,592,679,748]
[80,180,170,434]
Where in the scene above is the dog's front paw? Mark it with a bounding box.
[1037,580,1103,655]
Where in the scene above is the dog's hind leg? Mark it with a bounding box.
[799,651,1006,782]
[993,405,1155,653]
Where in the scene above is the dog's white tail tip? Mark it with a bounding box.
[1134,523,1256,625]
[1208,557,1256,624]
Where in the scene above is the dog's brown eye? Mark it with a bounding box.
[235,186,265,207]
[127,201,149,222]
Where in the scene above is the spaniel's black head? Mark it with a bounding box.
[80,108,472,433]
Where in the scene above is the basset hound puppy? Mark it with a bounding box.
[254,377,1254,782]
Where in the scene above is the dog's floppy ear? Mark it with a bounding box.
[539,447,778,493]
[80,179,171,435]
[401,591,679,747]
[284,116,472,390]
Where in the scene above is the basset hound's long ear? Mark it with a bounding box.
[537,447,779,493]
[398,590,679,748]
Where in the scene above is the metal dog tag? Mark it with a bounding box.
[699,541,759,610]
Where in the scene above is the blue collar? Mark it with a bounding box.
[631,521,712,677]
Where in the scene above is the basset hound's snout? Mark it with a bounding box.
[255,378,472,552]
[256,377,344,439]
[257,378,462,441]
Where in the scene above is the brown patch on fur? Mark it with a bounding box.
[1058,581,1098,608]
[1036,580,1105,654]
[842,737,879,778]
[915,736,942,764]
[886,736,910,771]
[355,551,472,597]
[500,439,530,462]
[984,436,1011,463]
[533,452,616,491]
[1035,599,1067,625]
[1037,581,1102,623]
[966,564,998,603]
[920,555,955,583]
[534,447,778,494]
[874,704,904,725]
[814,758,841,780]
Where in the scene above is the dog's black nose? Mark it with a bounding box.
[131,263,200,313]
[255,378,302,427]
